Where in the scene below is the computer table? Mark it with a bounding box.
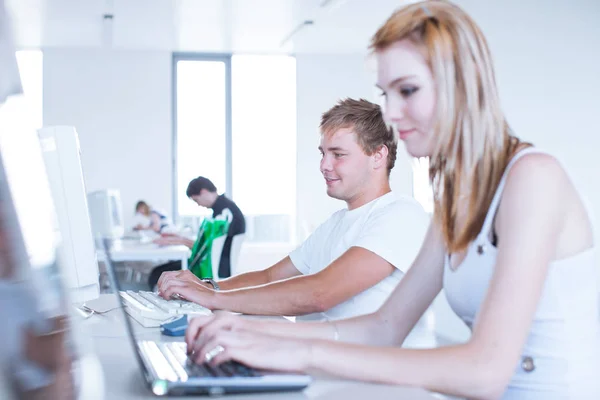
[83,295,441,400]
[96,239,191,270]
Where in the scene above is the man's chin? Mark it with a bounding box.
[326,188,345,201]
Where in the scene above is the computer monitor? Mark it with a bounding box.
[38,126,100,303]
[0,81,103,399]
[87,189,125,239]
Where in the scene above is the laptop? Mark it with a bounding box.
[102,238,311,396]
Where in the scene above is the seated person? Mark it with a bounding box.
[132,201,171,233]
[157,98,430,320]
[182,3,600,399]
[147,177,246,288]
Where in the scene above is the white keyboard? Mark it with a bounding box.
[120,290,211,328]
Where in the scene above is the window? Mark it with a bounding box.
[231,55,296,243]
[174,57,228,218]
[174,55,297,243]
[413,157,434,213]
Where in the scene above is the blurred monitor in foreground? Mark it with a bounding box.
[0,9,102,397]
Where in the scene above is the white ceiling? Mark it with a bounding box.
[5,0,424,54]
[6,0,599,54]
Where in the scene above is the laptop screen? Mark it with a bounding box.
[100,240,154,378]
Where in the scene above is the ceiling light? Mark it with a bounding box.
[279,20,314,48]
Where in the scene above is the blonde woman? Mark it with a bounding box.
[183,1,600,398]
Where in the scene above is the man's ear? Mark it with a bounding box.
[372,145,389,170]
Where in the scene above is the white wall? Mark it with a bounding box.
[42,50,415,238]
[40,0,600,343]
[295,53,414,241]
[475,2,600,208]
[43,49,172,229]
[433,1,600,343]
[481,1,600,293]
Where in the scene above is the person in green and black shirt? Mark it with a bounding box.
[147,177,245,289]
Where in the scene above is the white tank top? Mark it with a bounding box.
[443,148,600,399]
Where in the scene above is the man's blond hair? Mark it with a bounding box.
[320,98,397,174]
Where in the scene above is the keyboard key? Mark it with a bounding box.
[188,363,213,378]
[119,291,211,327]
[232,362,262,377]
[218,362,236,377]
[125,291,157,309]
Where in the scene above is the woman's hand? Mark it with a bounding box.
[186,314,312,373]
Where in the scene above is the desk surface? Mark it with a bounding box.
[96,240,191,271]
[98,240,190,258]
[83,295,440,400]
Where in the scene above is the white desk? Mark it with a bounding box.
[83,295,440,400]
[96,240,191,270]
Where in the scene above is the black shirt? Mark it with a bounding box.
[211,194,245,278]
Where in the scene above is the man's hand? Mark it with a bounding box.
[185,314,311,373]
[157,270,209,293]
[160,232,178,237]
[158,270,217,309]
[153,235,182,246]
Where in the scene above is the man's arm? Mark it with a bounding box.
[153,234,195,249]
[149,213,162,233]
[157,256,301,296]
[215,247,394,315]
[162,246,395,315]
[217,256,301,291]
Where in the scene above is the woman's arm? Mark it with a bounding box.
[193,154,572,400]
[301,155,570,399]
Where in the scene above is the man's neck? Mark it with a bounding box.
[208,193,220,208]
[346,182,391,211]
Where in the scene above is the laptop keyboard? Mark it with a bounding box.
[187,360,261,378]
[150,341,262,380]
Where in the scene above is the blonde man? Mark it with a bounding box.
[158,98,428,320]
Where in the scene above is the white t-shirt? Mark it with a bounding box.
[289,192,429,321]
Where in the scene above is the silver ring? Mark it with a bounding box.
[204,345,225,363]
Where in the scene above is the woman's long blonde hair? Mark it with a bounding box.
[371,0,524,253]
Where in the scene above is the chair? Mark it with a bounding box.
[208,233,246,279]
[210,235,226,279]
[229,234,246,276]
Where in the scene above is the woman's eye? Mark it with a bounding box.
[400,87,419,97]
